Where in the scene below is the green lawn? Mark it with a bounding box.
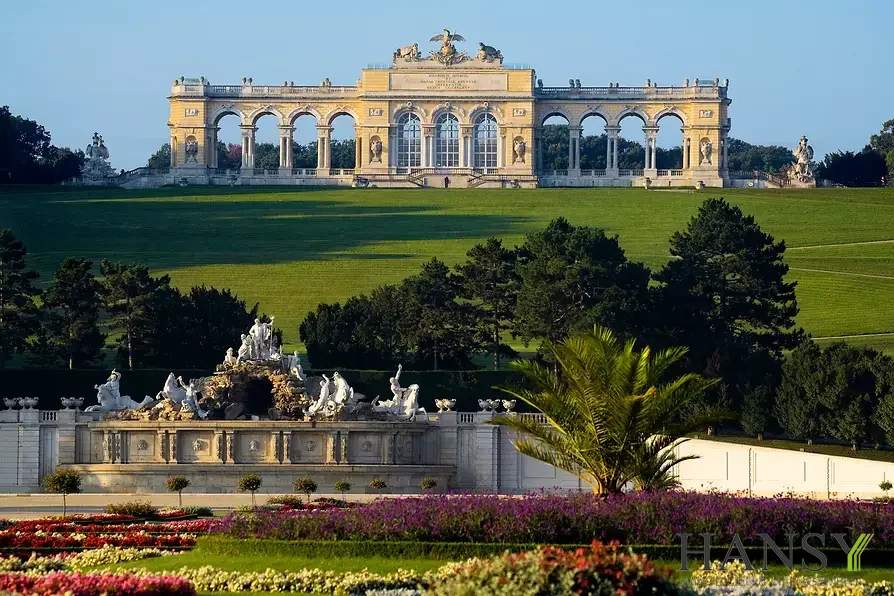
[3,185,893,352]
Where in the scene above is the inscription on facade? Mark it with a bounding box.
[390,72,507,91]
[184,108,199,116]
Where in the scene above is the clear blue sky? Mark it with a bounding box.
[2,0,892,169]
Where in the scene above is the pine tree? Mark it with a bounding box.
[0,229,40,366]
[655,198,802,375]
[100,260,170,368]
[457,238,518,369]
[39,258,105,369]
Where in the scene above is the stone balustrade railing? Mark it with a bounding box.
[536,85,728,100]
[172,83,360,98]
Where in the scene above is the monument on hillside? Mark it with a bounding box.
[787,135,816,187]
[80,132,115,183]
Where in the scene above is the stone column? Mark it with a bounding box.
[721,134,729,171]
[684,137,691,169]
[206,128,217,170]
[209,128,219,169]
[169,133,178,168]
[605,126,620,175]
[422,126,435,168]
[282,432,292,464]
[156,431,168,463]
[461,126,473,168]
[354,133,362,171]
[278,125,293,174]
[643,127,659,173]
[567,126,581,175]
[339,431,349,463]
[316,125,331,174]
[240,125,255,170]
[326,432,339,464]
[223,431,234,464]
[535,128,543,173]
[168,430,178,464]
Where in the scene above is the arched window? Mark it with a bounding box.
[435,113,460,168]
[396,113,421,169]
[473,113,498,169]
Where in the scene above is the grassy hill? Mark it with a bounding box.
[3,185,893,353]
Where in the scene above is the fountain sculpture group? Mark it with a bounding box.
[81,318,431,424]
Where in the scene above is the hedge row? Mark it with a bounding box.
[197,537,894,567]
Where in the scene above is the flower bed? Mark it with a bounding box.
[691,561,894,596]
[0,529,196,551]
[0,571,194,595]
[210,492,894,546]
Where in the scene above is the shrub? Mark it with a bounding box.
[165,476,190,507]
[294,477,318,504]
[429,541,680,595]
[42,469,81,518]
[268,495,305,509]
[104,501,159,518]
[419,477,438,492]
[368,478,387,492]
[334,480,351,497]
[238,474,262,506]
[0,571,195,595]
[180,506,213,517]
[882,480,893,493]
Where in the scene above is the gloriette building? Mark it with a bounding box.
[166,31,731,188]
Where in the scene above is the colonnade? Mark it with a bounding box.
[534,122,729,176]
[204,121,355,173]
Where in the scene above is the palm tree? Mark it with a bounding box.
[491,326,718,493]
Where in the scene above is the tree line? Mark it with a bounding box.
[0,106,85,183]
[0,229,263,369]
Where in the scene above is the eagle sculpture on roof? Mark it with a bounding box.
[430,29,465,43]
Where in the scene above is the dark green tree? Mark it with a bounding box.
[330,139,356,169]
[725,138,793,173]
[740,384,772,439]
[43,469,81,518]
[253,143,280,170]
[776,341,893,446]
[401,258,483,370]
[816,147,887,187]
[654,198,801,379]
[181,286,259,368]
[292,140,319,168]
[457,238,518,369]
[869,118,894,182]
[217,142,241,170]
[38,258,105,369]
[0,230,40,366]
[512,218,651,346]
[539,124,569,170]
[99,260,170,368]
[0,106,84,183]
[147,143,171,170]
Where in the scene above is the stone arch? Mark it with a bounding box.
[654,109,686,169]
[247,106,285,126]
[391,103,427,123]
[576,110,608,129]
[429,104,461,126]
[540,110,571,126]
[654,107,687,127]
[468,105,499,126]
[286,106,322,125]
[211,107,245,126]
[612,108,648,127]
[324,107,358,127]
[579,112,609,170]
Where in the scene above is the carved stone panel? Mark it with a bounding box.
[348,432,383,464]
[289,432,325,464]
[127,432,157,463]
[234,431,270,464]
[178,430,215,463]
